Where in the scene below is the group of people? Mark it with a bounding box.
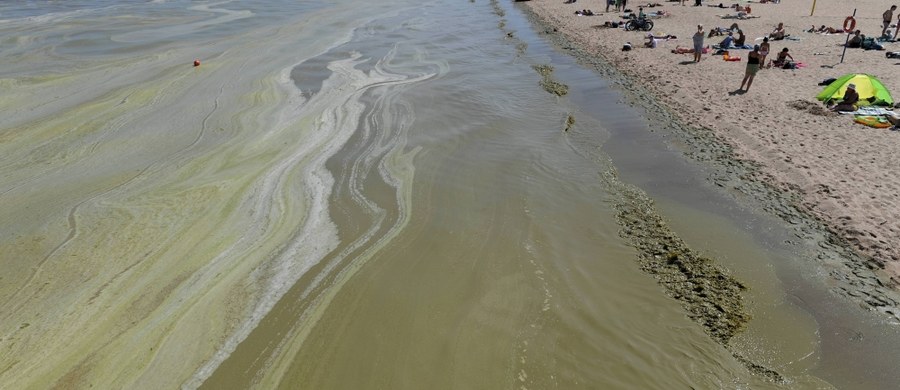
[687,24,789,91]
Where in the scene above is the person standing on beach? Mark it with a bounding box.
[693,25,705,62]
[884,6,897,38]
[759,37,770,67]
[739,45,761,91]
[895,13,900,40]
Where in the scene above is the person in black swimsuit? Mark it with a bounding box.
[739,45,761,91]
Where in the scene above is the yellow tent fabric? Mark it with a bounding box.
[816,73,893,106]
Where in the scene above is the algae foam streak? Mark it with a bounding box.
[3,0,891,389]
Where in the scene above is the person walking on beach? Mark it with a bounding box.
[884,6,897,38]
[739,45,761,91]
[693,25,705,62]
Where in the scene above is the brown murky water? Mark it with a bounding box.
[1,0,898,389]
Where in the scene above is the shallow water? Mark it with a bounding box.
[1,0,898,389]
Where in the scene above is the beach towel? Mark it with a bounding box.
[713,44,753,49]
[853,115,892,128]
[847,106,896,116]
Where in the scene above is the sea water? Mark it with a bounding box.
[1,1,898,389]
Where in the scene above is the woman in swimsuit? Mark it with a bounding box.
[758,37,770,67]
[739,45,761,91]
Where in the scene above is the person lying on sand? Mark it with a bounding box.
[649,33,677,39]
[671,45,708,54]
[719,12,758,19]
[575,9,595,15]
[646,10,672,17]
[807,25,844,34]
[597,20,622,28]
[732,4,750,13]
[644,32,676,48]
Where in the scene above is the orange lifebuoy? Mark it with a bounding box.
[843,16,856,33]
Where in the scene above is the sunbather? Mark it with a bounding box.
[769,47,794,67]
[718,31,734,48]
[829,83,859,111]
[847,30,863,48]
[769,22,786,39]
[734,29,746,46]
[808,25,843,34]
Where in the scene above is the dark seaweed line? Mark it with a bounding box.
[512,3,900,325]
[508,1,785,383]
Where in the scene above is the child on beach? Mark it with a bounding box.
[759,37,770,65]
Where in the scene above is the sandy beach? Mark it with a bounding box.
[522,0,900,293]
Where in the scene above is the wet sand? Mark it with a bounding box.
[519,0,900,323]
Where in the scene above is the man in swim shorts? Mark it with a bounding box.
[884,6,897,37]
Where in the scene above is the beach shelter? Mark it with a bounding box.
[816,73,893,106]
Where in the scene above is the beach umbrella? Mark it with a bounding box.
[816,73,893,106]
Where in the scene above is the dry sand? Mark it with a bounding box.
[522,0,900,288]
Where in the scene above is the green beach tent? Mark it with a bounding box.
[816,73,893,106]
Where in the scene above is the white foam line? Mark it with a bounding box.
[182,51,426,389]
[112,1,253,43]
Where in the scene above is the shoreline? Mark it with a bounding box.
[514,0,900,321]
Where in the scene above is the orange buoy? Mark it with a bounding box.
[193,59,201,67]
[843,16,856,33]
